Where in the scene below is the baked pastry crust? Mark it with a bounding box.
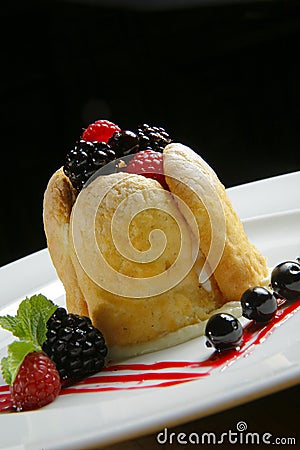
[43,168,88,316]
[43,144,268,350]
[163,143,268,301]
[67,172,222,346]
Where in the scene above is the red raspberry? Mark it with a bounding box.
[11,352,61,411]
[82,119,121,143]
[125,150,168,190]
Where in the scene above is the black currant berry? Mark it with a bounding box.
[108,130,139,157]
[271,261,300,302]
[205,313,243,352]
[241,286,277,322]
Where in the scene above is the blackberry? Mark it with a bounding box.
[63,140,116,191]
[42,307,107,383]
[137,124,172,153]
[108,130,139,157]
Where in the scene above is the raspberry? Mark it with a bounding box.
[43,308,107,384]
[11,352,61,411]
[125,150,168,189]
[82,119,121,143]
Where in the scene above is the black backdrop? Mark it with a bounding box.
[1,0,300,265]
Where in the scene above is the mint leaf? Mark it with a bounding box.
[3,341,39,385]
[0,294,57,346]
[0,311,26,338]
[0,294,58,385]
[0,315,19,334]
[1,357,12,385]
[22,294,58,346]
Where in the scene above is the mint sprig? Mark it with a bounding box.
[1,341,40,386]
[0,294,58,385]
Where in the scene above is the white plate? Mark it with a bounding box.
[0,171,300,450]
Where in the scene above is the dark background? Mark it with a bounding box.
[0,1,300,446]
[1,0,300,267]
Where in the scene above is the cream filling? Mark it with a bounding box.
[108,301,242,361]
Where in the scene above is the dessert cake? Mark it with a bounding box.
[43,120,268,357]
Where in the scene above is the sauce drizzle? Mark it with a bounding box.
[1,297,299,413]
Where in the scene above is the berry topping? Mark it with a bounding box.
[82,119,121,143]
[0,295,108,411]
[108,130,139,157]
[10,352,60,411]
[125,149,168,189]
[43,307,107,383]
[137,124,172,153]
[63,121,173,189]
[205,313,243,352]
[63,140,116,191]
[0,295,60,411]
[241,286,277,322]
[271,260,300,301]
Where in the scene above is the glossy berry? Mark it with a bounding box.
[64,140,116,191]
[241,286,277,322]
[108,130,139,157]
[137,124,172,153]
[125,149,168,189]
[43,308,107,384]
[271,261,300,301]
[205,313,243,352]
[11,352,61,411]
[82,119,121,143]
